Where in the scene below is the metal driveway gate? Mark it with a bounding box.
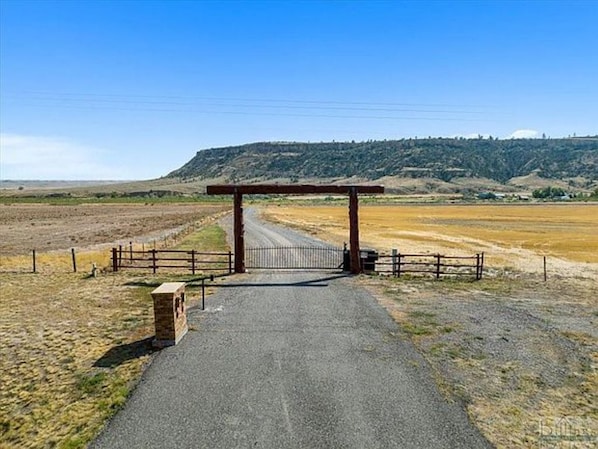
[246,246,345,270]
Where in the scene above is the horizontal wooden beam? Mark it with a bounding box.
[206,184,384,195]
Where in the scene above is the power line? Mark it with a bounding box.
[2,99,494,122]
[2,90,501,122]
[6,90,493,110]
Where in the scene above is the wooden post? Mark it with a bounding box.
[349,187,361,274]
[118,245,123,266]
[151,249,157,274]
[191,250,196,275]
[476,253,481,280]
[397,253,402,277]
[32,249,37,273]
[112,248,118,272]
[480,252,484,279]
[71,248,77,273]
[392,249,398,276]
[129,241,133,263]
[436,254,441,279]
[543,256,547,282]
[233,190,245,273]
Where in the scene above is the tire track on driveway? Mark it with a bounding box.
[91,209,492,448]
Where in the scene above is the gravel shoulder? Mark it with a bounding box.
[361,276,598,448]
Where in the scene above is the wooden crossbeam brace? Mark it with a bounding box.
[207,184,383,195]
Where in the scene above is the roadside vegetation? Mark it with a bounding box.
[0,202,230,449]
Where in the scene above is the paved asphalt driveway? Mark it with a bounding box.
[91,210,491,448]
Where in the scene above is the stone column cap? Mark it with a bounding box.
[151,282,186,295]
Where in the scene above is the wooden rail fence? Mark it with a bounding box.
[376,251,484,280]
[111,246,233,275]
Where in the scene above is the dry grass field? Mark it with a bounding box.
[0,202,230,449]
[262,203,598,278]
[263,203,598,448]
[0,202,228,256]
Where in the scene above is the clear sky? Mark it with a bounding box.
[1,0,597,180]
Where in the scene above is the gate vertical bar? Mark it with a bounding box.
[233,190,245,273]
[349,187,361,274]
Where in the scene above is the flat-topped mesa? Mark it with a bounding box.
[206,184,384,195]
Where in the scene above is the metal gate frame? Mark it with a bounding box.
[245,246,345,270]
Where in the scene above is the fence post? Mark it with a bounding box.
[151,249,157,274]
[392,249,398,276]
[32,249,37,273]
[118,245,123,267]
[71,248,77,273]
[228,251,233,274]
[129,241,133,263]
[543,256,547,282]
[476,253,481,280]
[201,278,205,310]
[112,248,118,272]
[436,254,441,279]
[480,252,484,279]
[191,250,196,275]
[397,253,402,277]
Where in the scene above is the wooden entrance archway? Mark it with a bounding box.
[206,184,384,274]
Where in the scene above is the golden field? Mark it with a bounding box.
[262,203,598,279]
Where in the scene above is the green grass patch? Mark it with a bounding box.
[402,322,434,336]
[76,372,107,396]
[175,224,229,253]
[408,310,439,325]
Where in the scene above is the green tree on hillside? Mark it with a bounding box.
[532,186,567,199]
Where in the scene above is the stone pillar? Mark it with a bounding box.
[151,282,188,348]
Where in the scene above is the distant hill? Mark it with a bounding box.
[167,137,597,193]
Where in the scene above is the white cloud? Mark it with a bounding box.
[0,133,124,180]
[507,129,539,139]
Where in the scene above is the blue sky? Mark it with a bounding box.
[1,0,597,180]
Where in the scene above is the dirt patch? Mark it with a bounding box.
[361,275,598,448]
[0,203,229,256]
